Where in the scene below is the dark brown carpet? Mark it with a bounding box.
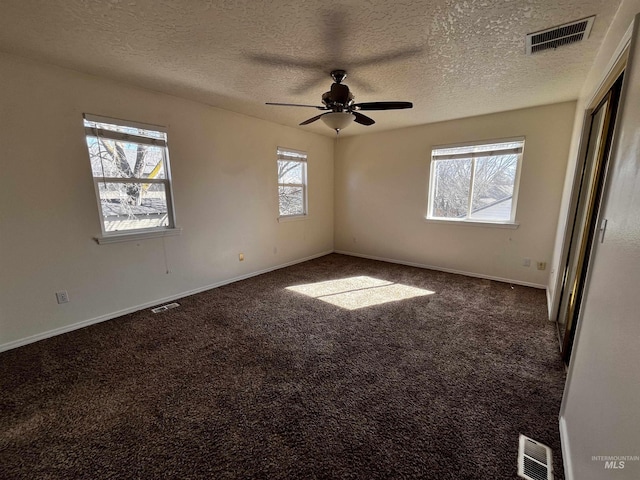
[0,254,566,479]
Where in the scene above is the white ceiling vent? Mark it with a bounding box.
[517,435,553,480]
[526,16,595,55]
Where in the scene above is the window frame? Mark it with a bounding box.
[277,147,308,220]
[83,113,180,243]
[426,137,524,227]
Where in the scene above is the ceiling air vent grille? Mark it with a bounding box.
[526,16,595,54]
[517,435,553,480]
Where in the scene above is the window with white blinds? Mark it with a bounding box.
[428,138,524,224]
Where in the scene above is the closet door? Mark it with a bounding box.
[556,75,623,363]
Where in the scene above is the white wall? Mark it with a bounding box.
[558,4,640,480]
[334,103,576,287]
[0,53,334,351]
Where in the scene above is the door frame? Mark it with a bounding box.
[556,79,623,362]
[549,26,631,330]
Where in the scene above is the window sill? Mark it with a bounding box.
[95,227,183,244]
[425,218,519,229]
[278,214,308,223]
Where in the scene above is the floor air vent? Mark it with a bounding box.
[518,435,553,480]
[151,302,180,313]
[526,16,595,54]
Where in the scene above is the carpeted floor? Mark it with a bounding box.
[0,254,566,479]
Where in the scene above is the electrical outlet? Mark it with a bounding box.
[239,253,244,261]
[537,262,547,271]
[56,290,69,304]
[522,258,531,267]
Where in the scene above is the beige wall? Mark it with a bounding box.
[558,3,640,480]
[548,1,640,314]
[0,53,334,350]
[334,102,576,287]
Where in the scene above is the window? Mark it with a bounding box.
[277,147,307,218]
[427,138,524,224]
[83,114,177,240]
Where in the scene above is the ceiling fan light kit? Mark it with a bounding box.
[321,112,355,133]
[266,70,413,134]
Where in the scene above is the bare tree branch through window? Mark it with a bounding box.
[428,140,524,222]
[277,148,307,217]
[83,115,176,234]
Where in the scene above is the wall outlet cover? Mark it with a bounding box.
[55,291,69,304]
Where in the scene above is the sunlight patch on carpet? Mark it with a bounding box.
[286,276,434,310]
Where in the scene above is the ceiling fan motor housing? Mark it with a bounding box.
[323,83,353,111]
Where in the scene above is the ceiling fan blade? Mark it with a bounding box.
[248,53,325,70]
[352,101,413,111]
[323,10,348,60]
[349,47,424,68]
[299,113,326,125]
[353,111,375,126]
[348,76,376,94]
[291,75,329,95]
[266,102,326,109]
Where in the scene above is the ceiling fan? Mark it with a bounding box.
[266,70,413,133]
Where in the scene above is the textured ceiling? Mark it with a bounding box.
[0,0,622,137]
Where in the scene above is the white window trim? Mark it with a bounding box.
[95,227,183,244]
[83,114,180,243]
[426,137,524,226]
[277,147,308,219]
[277,214,308,223]
[424,218,520,229]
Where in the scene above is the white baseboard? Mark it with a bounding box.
[546,286,555,320]
[559,416,574,480]
[334,250,547,289]
[2,249,547,353]
[0,250,333,353]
